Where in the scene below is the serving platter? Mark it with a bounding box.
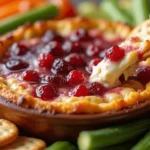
[0,0,150,149]
[0,17,150,146]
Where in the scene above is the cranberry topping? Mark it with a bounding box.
[36,84,57,100]
[20,70,40,82]
[67,70,85,85]
[41,41,63,56]
[5,59,29,71]
[105,45,125,62]
[10,43,29,56]
[69,28,91,42]
[64,53,85,67]
[86,45,103,57]
[51,58,74,74]
[1,28,126,101]
[90,58,101,66]
[41,30,63,43]
[42,74,66,86]
[62,41,84,53]
[87,58,101,73]
[69,85,89,97]
[134,66,150,84]
[88,82,106,95]
[38,53,54,68]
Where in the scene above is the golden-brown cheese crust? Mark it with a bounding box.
[1,17,147,114]
[1,79,150,114]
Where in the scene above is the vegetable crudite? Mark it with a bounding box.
[0,17,150,141]
[131,131,150,150]
[78,119,150,150]
[0,4,58,35]
[45,141,77,150]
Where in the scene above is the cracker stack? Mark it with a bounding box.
[0,119,46,150]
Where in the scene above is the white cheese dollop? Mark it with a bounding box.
[90,51,138,88]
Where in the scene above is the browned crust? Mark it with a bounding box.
[0,17,132,57]
[1,80,150,114]
[0,17,135,114]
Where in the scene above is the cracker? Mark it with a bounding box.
[2,136,46,150]
[0,119,19,147]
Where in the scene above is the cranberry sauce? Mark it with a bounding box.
[0,29,124,100]
[105,45,125,62]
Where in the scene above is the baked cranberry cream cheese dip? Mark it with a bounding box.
[90,19,150,88]
[0,17,150,116]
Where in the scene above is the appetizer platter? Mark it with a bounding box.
[0,0,150,149]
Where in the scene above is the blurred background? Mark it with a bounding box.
[0,0,150,34]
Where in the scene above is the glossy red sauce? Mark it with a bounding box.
[0,29,125,100]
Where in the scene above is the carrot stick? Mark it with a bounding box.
[0,0,47,19]
[0,0,15,6]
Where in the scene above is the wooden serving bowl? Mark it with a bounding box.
[0,96,150,142]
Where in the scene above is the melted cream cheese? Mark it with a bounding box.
[90,51,138,87]
[90,19,150,88]
[6,78,32,94]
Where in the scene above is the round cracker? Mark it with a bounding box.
[2,136,46,150]
[0,119,19,147]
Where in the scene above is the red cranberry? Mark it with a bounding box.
[64,53,85,67]
[5,59,29,71]
[69,28,91,42]
[20,70,39,82]
[90,58,101,66]
[51,59,74,75]
[42,74,66,86]
[42,41,63,56]
[67,70,85,85]
[86,45,103,57]
[88,82,106,95]
[36,84,57,99]
[87,58,101,73]
[38,53,54,68]
[105,45,125,62]
[42,30,63,43]
[62,41,84,53]
[134,66,150,84]
[69,85,89,97]
[10,43,29,56]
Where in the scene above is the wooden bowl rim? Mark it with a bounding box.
[0,96,150,122]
